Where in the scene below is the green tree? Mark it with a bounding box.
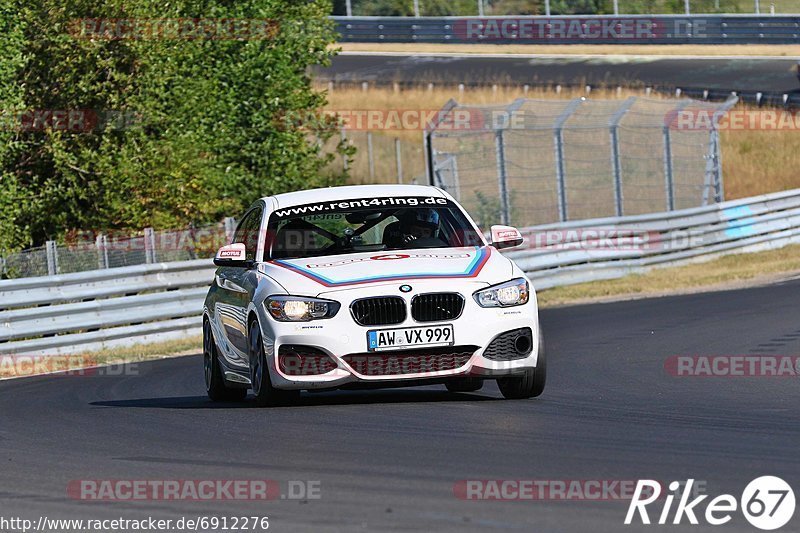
[0,0,346,252]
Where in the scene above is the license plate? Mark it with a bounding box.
[367,324,454,352]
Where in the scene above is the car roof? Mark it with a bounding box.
[266,184,447,209]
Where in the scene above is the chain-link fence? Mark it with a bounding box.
[0,220,232,279]
[426,96,738,228]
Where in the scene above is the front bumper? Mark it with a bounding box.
[259,280,540,390]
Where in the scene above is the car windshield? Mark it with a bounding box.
[266,196,484,260]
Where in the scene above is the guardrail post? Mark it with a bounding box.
[367,131,375,181]
[608,97,637,217]
[544,0,551,17]
[478,0,484,17]
[685,0,691,15]
[413,0,420,17]
[755,0,761,14]
[96,234,109,269]
[345,0,352,17]
[144,227,156,264]
[553,98,583,222]
[46,240,59,276]
[395,138,403,184]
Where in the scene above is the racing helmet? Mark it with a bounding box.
[401,208,440,237]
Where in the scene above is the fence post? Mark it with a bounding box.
[45,240,59,276]
[395,138,403,183]
[96,233,109,269]
[705,96,737,204]
[346,0,352,16]
[755,0,761,14]
[685,0,691,15]
[613,0,619,15]
[494,129,510,226]
[663,125,676,211]
[553,98,583,222]
[223,217,237,244]
[478,0,484,16]
[340,127,348,172]
[413,0,420,17]
[545,0,551,17]
[144,227,156,264]
[367,131,375,181]
[608,97,637,217]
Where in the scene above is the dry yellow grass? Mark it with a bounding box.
[537,244,800,307]
[322,84,800,199]
[337,43,800,57]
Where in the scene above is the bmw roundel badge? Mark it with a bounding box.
[399,285,412,293]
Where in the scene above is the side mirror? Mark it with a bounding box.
[490,225,524,250]
[214,243,250,267]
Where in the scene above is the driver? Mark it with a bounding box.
[386,209,441,246]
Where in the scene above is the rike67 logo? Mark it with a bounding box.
[625,477,795,530]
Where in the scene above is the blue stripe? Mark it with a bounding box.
[276,247,487,285]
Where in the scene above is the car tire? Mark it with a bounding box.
[248,319,300,407]
[497,323,546,400]
[445,378,484,393]
[204,319,247,402]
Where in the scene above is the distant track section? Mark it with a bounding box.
[316,53,800,106]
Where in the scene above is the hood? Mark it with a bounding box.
[259,246,512,296]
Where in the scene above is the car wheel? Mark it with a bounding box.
[497,323,546,400]
[445,378,484,393]
[248,319,300,407]
[204,319,247,402]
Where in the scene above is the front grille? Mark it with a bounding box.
[342,346,478,376]
[411,293,465,322]
[278,345,337,375]
[351,297,406,326]
[482,328,533,361]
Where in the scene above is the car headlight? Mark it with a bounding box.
[473,278,530,308]
[266,296,340,322]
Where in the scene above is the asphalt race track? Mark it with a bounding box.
[317,53,800,94]
[2,279,800,532]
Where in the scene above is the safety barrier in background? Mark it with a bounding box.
[3,187,800,356]
[426,96,738,227]
[337,0,799,17]
[334,15,800,44]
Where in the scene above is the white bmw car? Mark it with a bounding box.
[203,184,545,406]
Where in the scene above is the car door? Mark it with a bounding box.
[215,206,262,367]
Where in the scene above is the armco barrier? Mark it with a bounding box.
[3,188,800,356]
[333,15,800,45]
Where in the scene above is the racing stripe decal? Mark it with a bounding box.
[271,247,492,287]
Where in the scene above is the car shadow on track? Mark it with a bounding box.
[90,389,498,409]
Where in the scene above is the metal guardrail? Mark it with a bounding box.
[0,260,216,355]
[507,187,800,289]
[3,188,800,356]
[333,15,800,44]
